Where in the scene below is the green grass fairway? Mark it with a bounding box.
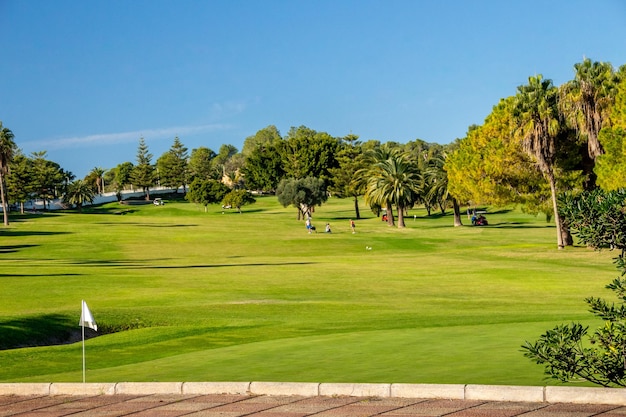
[0,195,616,385]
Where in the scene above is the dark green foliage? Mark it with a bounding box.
[523,189,626,386]
[131,138,155,199]
[188,147,216,181]
[559,189,626,250]
[280,126,340,182]
[328,134,367,219]
[30,151,66,210]
[212,144,239,181]
[186,178,230,211]
[276,177,328,218]
[222,189,256,213]
[242,141,285,192]
[113,162,134,193]
[157,137,189,192]
[62,179,96,212]
[7,153,34,213]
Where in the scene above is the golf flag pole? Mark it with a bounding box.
[79,300,97,383]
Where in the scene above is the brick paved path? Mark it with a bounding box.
[2,394,626,417]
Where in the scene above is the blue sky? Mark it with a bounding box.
[2,0,625,178]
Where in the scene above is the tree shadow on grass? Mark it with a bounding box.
[93,222,198,228]
[485,222,553,229]
[129,262,318,270]
[134,224,199,228]
[83,207,139,215]
[0,230,71,237]
[415,221,553,229]
[0,244,39,253]
[67,259,164,267]
[0,272,82,278]
[10,212,62,221]
[0,314,85,350]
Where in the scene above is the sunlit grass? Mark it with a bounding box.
[0,195,616,385]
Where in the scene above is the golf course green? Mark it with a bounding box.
[0,195,615,385]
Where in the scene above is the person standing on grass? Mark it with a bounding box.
[350,219,355,234]
[306,217,312,233]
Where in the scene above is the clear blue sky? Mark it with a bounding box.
[2,0,625,178]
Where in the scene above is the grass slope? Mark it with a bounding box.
[0,195,615,385]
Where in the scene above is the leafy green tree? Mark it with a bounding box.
[221,189,256,213]
[188,147,216,181]
[185,178,229,212]
[111,161,134,199]
[212,144,238,181]
[62,179,95,212]
[223,153,245,189]
[328,134,367,219]
[447,99,545,209]
[241,125,281,157]
[7,152,34,214]
[279,126,340,182]
[512,75,565,249]
[0,122,16,225]
[30,151,65,210]
[102,169,115,193]
[130,137,155,200]
[363,147,421,228]
[523,189,626,387]
[276,177,328,219]
[595,128,626,190]
[241,140,284,192]
[157,137,189,193]
[595,68,626,190]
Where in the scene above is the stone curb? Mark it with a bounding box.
[1,383,625,405]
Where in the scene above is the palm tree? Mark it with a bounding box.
[63,180,95,212]
[426,153,463,226]
[89,167,106,194]
[363,148,422,228]
[0,122,16,226]
[357,145,397,225]
[513,75,564,249]
[559,58,619,189]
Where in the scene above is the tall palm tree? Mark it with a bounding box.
[0,122,16,226]
[357,145,397,226]
[559,58,619,189]
[89,167,106,194]
[364,149,422,228]
[426,153,463,226]
[63,180,95,213]
[513,75,564,249]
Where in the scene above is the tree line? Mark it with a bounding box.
[0,58,624,235]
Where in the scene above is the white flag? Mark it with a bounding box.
[79,300,97,331]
